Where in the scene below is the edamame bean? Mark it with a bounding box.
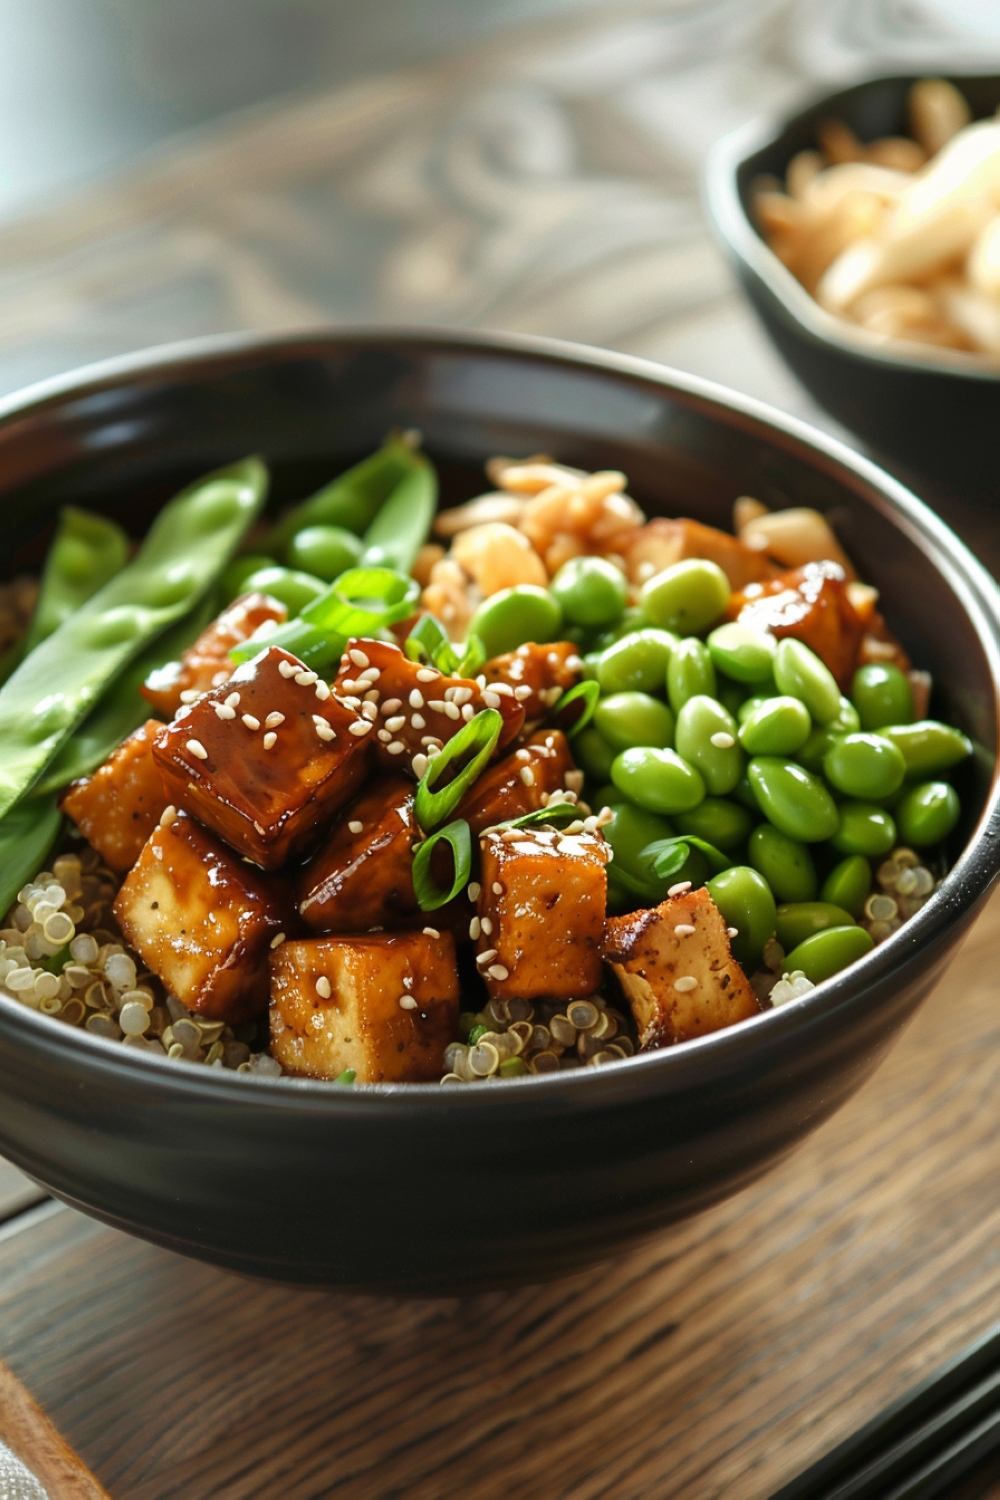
[675,695,743,795]
[782,925,874,985]
[243,565,327,616]
[774,638,841,724]
[603,801,675,892]
[593,692,674,753]
[747,757,840,843]
[707,622,776,683]
[468,584,563,658]
[737,693,773,725]
[851,663,915,731]
[881,720,973,777]
[551,555,627,628]
[739,696,812,756]
[573,725,616,783]
[823,732,906,800]
[796,697,861,770]
[775,902,855,952]
[732,770,761,813]
[641,558,730,636]
[706,866,776,971]
[597,629,677,695]
[830,802,897,857]
[748,824,817,903]
[717,679,750,718]
[674,797,753,851]
[895,781,961,847]
[611,746,705,816]
[286,524,363,581]
[593,607,645,651]
[220,553,276,601]
[590,783,619,812]
[667,637,716,715]
[820,855,872,916]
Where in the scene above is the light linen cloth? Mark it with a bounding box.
[0,1442,47,1500]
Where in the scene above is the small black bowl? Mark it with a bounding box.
[705,73,1000,492]
[0,329,995,1293]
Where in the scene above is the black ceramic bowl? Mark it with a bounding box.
[705,73,1000,492]
[0,329,995,1293]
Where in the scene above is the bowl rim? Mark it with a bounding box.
[704,69,1000,384]
[0,323,996,1111]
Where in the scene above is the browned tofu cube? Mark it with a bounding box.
[60,720,169,873]
[269,931,459,1082]
[333,638,524,780]
[141,592,287,716]
[481,641,582,723]
[728,561,866,689]
[297,774,419,933]
[113,809,289,1022]
[624,518,774,591]
[457,730,578,835]
[603,887,759,1049]
[476,826,609,1002]
[153,645,370,869]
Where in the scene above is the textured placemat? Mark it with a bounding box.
[0,1360,108,1500]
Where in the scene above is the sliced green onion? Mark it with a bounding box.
[405,613,460,675]
[412,819,472,910]
[608,861,662,901]
[646,835,731,879]
[551,678,599,737]
[230,566,419,669]
[414,709,502,831]
[456,633,486,678]
[333,1069,357,1085]
[485,798,582,835]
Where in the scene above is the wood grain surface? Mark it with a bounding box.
[0,887,995,1499]
[0,1160,46,1225]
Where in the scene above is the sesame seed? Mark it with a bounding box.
[380,698,402,715]
[482,690,501,709]
[349,649,370,669]
[520,766,535,786]
[315,723,336,742]
[270,931,286,949]
[399,995,418,1010]
[152,845,163,860]
[160,805,177,828]
[387,741,406,754]
[341,679,361,695]
[443,702,461,720]
[416,668,438,682]
[727,927,739,939]
[341,696,361,709]
[253,820,266,834]
[488,965,509,981]
[265,712,285,729]
[263,732,277,749]
[314,681,331,701]
[674,976,698,993]
[277,660,297,678]
[469,917,481,940]
[710,731,736,749]
[295,670,318,686]
[316,976,332,999]
[491,682,515,696]
[385,715,406,732]
[476,949,497,965]
[668,881,693,897]
[565,769,584,793]
[225,692,241,707]
[242,714,260,731]
[179,688,200,704]
[360,701,378,721]
[481,917,493,936]
[461,703,475,720]
[174,706,192,722]
[422,927,440,938]
[513,685,533,701]
[213,703,236,720]
[409,689,424,709]
[412,752,428,778]
[363,689,380,703]
[411,713,426,729]
[348,720,373,736]
[515,748,531,762]
[492,882,503,895]
[674,924,696,936]
[468,882,481,901]
[451,687,474,704]
[359,666,380,683]
[186,739,208,759]
[377,728,393,743]
[211,670,229,686]
[428,700,448,714]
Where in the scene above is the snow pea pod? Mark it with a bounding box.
[705,865,776,971]
[748,823,817,903]
[0,795,62,918]
[880,720,973,777]
[286,525,363,582]
[265,435,421,554]
[747,756,839,843]
[24,507,129,655]
[242,565,326,616]
[895,781,961,847]
[782,925,873,985]
[675,694,743,795]
[775,902,856,952]
[0,457,267,823]
[360,455,437,575]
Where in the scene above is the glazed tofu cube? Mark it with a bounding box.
[624,518,773,592]
[60,720,169,873]
[481,641,582,723]
[113,809,288,1023]
[476,826,609,1002]
[333,638,524,780]
[457,730,578,835]
[603,886,759,1049]
[269,931,460,1082]
[298,774,419,933]
[728,561,866,688]
[153,645,370,869]
[141,592,287,716]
